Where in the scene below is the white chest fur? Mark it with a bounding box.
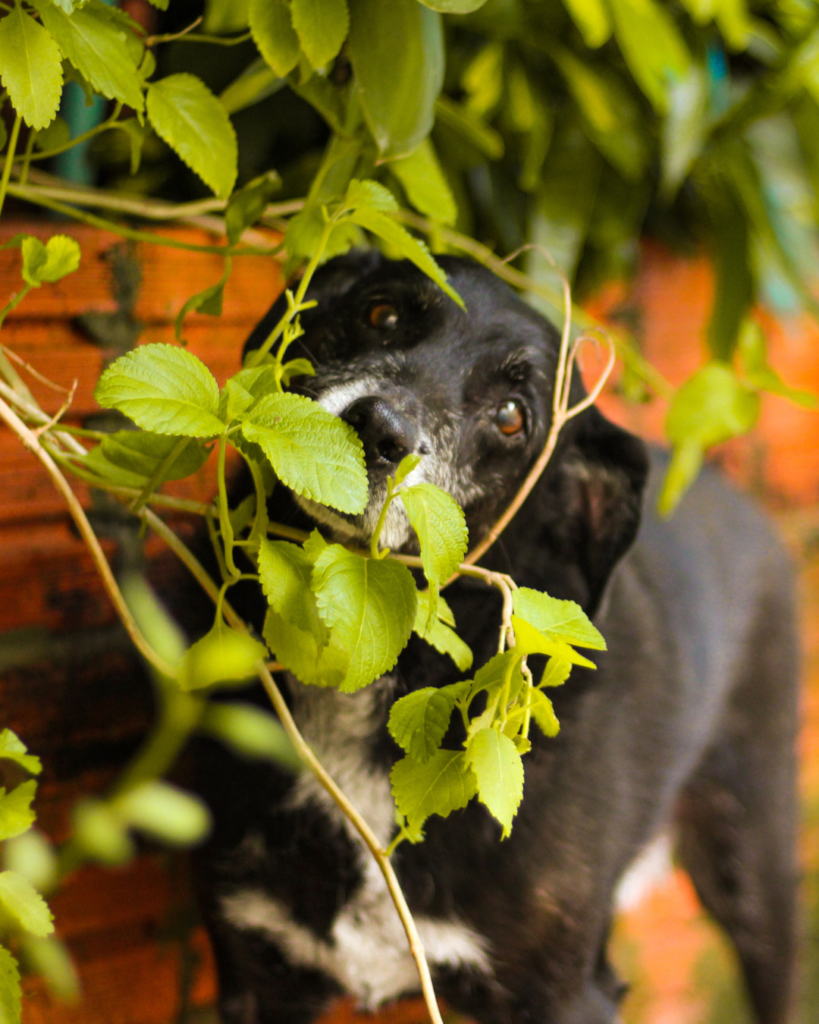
[220,677,491,1010]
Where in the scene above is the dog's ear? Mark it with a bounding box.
[540,407,648,616]
[243,249,383,358]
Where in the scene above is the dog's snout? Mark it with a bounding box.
[343,396,419,467]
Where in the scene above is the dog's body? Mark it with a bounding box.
[193,254,799,1024]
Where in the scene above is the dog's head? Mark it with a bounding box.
[245,251,648,612]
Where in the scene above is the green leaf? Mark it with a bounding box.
[560,0,611,47]
[281,358,315,387]
[18,935,78,1003]
[344,177,399,212]
[291,0,348,69]
[174,265,231,340]
[346,205,463,307]
[391,750,477,831]
[241,392,368,514]
[96,431,209,483]
[465,728,524,837]
[0,782,36,842]
[704,183,754,361]
[115,781,210,846]
[415,0,487,10]
[313,544,417,691]
[220,57,284,115]
[539,656,573,688]
[388,681,469,762]
[661,64,709,198]
[263,606,347,687]
[250,0,300,77]
[72,798,133,865]
[0,5,62,130]
[0,731,40,775]
[33,115,69,152]
[348,0,444,159]
[462,42,503,119]
[510,617,597,668]
[3,832,56,895]
[178,625,268,691]
[146,73,238,199]
[413,591,473,671]
[258,538,320,633]
[20,236,80,287]
[659,362,760,514]
[95,344,224,437]
[225,171,281,245]
[400,481,467,625]
[738,321,818,408]
[0,945,21,1024]
[434,95,504,160]
[512,588,606,649]
[391,138,457,225]
[529,689,560,738]
[607,0,689,112]
[34,1,144,114]
[394,453,422,486]
[200,702,300,769]
[0,872,53,937]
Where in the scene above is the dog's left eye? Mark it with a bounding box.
[368,303,399,330]
[494,400,526,437]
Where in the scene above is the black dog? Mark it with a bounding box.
[193,252,799,1024]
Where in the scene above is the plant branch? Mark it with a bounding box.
[0,395,176,677]
[254,660,445,1024]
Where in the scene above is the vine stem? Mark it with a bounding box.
[0,112,21,218]
[0,395,176,678]
[140,506,444,1024]
[254,660,446,1024]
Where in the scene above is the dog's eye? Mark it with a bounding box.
[495,400,526,437]
[368,303,399,330]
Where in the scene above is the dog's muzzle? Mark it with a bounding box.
[342,395,426,475]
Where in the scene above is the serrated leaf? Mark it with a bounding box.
[250,0,300,77]
[0,782,36,842]
[394,453,421,486]
[539,656,572,688]
[115,781,210,846]
[391,750,477,831]
[263,606,347,687]
[414,592,473,671]
[0,731,40,775]
[258,538,319,633]
[178,625,267,691]
[281,358,316,386]
[95,344,224,437]
[20,235,80,287]
[344,178,399,212]
[241,392,368,513]
[0,945,21,1024]
[313,544,416,691]
[146,73,237,199]
[0,5,63,130]
[291,0,348,69]
[348,0,443,159]
[512,588,606,649]
[97,431,209,482]
[0,872,53,937]
[391,139,457,225]
[468,650,521,699]
[35,1,145,113]
[466,728,524,837]
[200,702,300,769]
[529,689,560,738]
[400,481,467,588]
[346,206,463,308]
[510,617,596,668]
[388,681,468,762]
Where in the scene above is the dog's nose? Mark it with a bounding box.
[343,397,419,467]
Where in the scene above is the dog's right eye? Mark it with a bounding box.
[368,303,399,330]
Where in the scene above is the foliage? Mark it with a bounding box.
[0,0,818,1017]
